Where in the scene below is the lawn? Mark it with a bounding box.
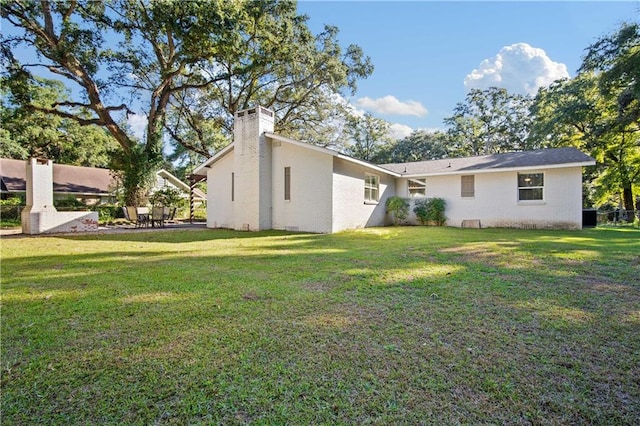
[1,226,639,424]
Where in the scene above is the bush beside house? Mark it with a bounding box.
[386,196,410,225]
[413,197,447,226]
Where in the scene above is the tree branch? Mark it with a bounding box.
[47,65,83,83]
[62,0,77,22]
[28,104,104,126]
[41,0,55,39]
[163,122,211,158]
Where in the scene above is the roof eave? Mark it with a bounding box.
[265,132,336,156]
[335,154,401,177]
[53,191,114,197]
[265,132,401,177]
[400,160,596,178]
[157,169,190,191]
[193,144,234,176]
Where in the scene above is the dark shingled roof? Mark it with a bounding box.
[0,158,114,194]
[380,147,595,176]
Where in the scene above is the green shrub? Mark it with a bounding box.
[428,198,447,226]
[0,197,24,226]
[190,206,207,221]
[54,196,87,210]
[91,205,122,223]
[0,196,24,206]
[413,197,447,226]
[385,196,409,225]
[0,217,21,227]
[149,187,184,208]
[413,198,428,225]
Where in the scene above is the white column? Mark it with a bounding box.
[24,158,57,212]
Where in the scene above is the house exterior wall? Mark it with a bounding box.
[206,152,235,229]
[154,175,178,191]
[271,140,334,233]
[200,107,590,233]
[150,171,206,206]
[331,157,395,232]
[398,166,584,229]
[151,174,184,200]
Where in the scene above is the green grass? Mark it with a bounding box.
[1,226,639,424]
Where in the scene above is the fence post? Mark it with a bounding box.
[189,176,195,224]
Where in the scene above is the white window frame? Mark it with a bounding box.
[408,178,427,198]
[517,172,544,202]
[364,173,380,203]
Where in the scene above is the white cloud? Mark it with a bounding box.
[417,127,445,134]
[464,43,569,95]
[127,113,147,141]
[355,95,428,117]
[325,94,419,142]
[388,123,413,140]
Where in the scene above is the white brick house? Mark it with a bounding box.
[193,106,595,233]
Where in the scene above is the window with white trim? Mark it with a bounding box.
[364,173,379,202]
[408,178,426,198]
[518,172,544,201]
[461,175,475,198]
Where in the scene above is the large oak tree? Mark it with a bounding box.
[1,0,372,204]
[373,130,450,164]
[1,76,119,166]
[530,23,639,219]
[444,87,534,156]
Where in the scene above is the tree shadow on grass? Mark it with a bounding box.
[2,226,639,424]
[64,227,314,244]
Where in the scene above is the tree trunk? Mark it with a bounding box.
[623,185,636,222]
[115,144,162,206]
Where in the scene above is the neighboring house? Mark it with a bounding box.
[0,158,205,205]
[193,106,596,233]
[153,169,207,206]
[1,158,115,204]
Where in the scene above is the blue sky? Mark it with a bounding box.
[3,1,637,142]
[297,1,639,138]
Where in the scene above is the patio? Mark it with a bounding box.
[0,221,207,237]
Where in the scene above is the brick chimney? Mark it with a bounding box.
[233,106,275,231]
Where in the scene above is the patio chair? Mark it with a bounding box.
[167,207,177,222]
[135,206,150,228]
[125,206,139,226]
[151,206,165,227]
